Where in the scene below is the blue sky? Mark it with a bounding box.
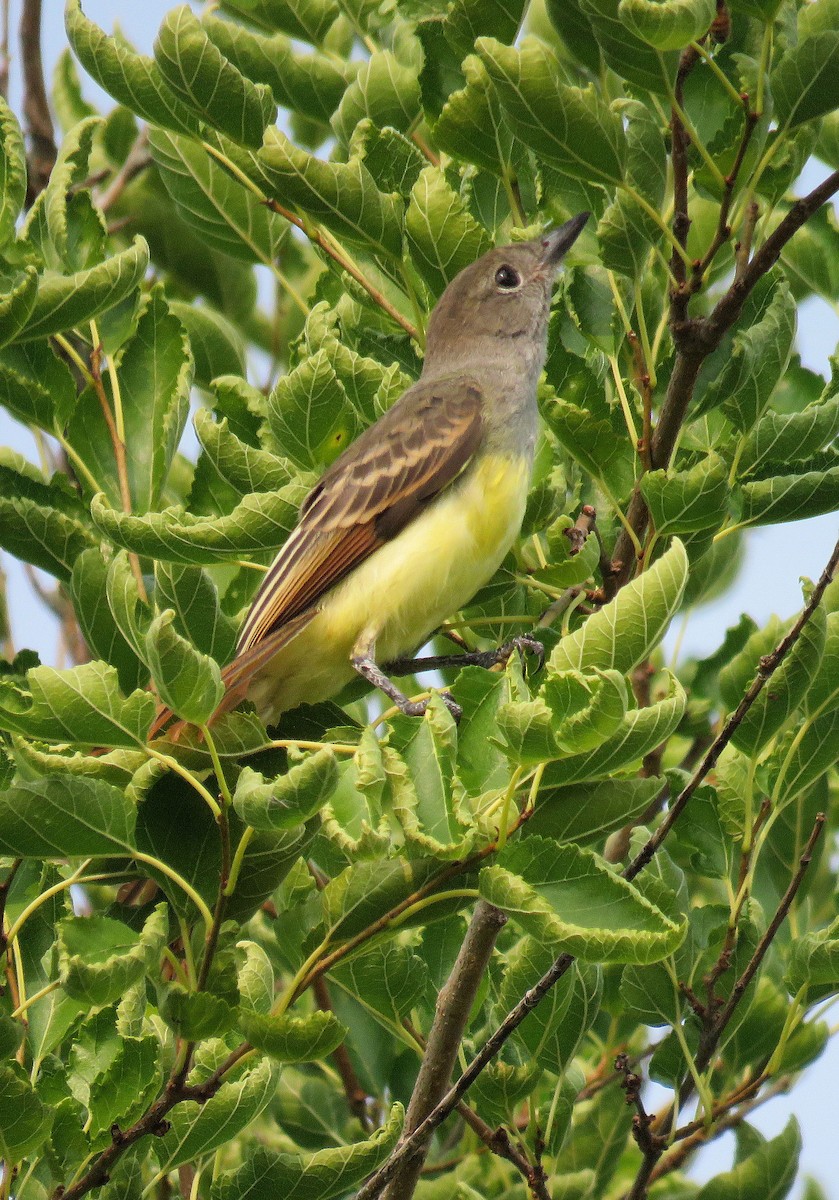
[1,2,838,1193]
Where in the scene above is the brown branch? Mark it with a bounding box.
[624,533,839,884]
[264,198,417,340]
[616,1055,664,1200]
[314,976,372,1126]
[669,47,698,326]
[692,105,758,291]
[382,902,507,1200]
[20,0,55,202]
[97,129,151,213]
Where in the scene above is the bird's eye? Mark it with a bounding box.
[494,264,521,290]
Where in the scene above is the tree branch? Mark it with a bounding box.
[382,901,507,1200]
[19,0,55,202]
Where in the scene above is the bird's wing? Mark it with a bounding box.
[235,375,484,655]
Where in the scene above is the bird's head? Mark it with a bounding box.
[423,212,590,373]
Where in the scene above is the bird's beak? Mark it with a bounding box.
[538,212,590,268]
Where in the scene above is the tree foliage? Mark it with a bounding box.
[0,1,838,1198]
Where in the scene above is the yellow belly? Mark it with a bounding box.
[247,452,531,722]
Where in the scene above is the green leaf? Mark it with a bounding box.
[721,596,826,756]
[538,673,687,785]
[697,280,797,432]
[154,6,276,147]
[58,915,147,1008]
[478,36,626,185]
[145,610,224,725]
[0,456,95,579]
[405,165,492,296]
[332,50,420,148]
[160,985,238,1040]
[0,338,78,430]
[550,538,689,675]
[220,0,341,46]
[149,128,288,266]
[202,14,351,125]
[211,1104,403,1200]
[265,349,358,469]
[618,0,715,50]
[258,128,403,259]
[787,915,839,992]
[117,287,193,513]
[233,749,338,831]
[0,267,39,349]
[239,1009,347,1062]
[480,836,685,963]
[237,940,275,1014]
[695,1118,800,1200]
[0,775,136,856]
[597,99,667,277]
[641,453,729,536]
[15,236,149,342]
[330,940,429,1026]
[91,485,301,565]
[433,54,513,176]
[154,561,239,666]
[193,405,293,497]
[66,0,202,136]
[738,391,839,475]
[739,464,839,527]
[524,776,663,845]
[0,661,155,747]
[543,395,635,498]
[772,33,839,131]
[169,300,246,390]
[88,1037,162,1139]
[0,1065,52,1163]
[0,96,26,250]
[161,1058,282,1171]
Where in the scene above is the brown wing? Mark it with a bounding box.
[236,375,484,655]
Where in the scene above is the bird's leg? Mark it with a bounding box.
[351,635,463,722]
[384,634,545,677]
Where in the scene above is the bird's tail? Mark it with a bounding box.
[147,612,315,743]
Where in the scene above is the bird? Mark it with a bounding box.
[151,213,589,738]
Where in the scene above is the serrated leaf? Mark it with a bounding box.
[149,128,288,266]
[772,32,839,131]
[405,165,492,296]
[210,1104,403,1200]
[0,96,26,250]
[721,595,826,756]
[618,0,715,50]
[237,940,274,1014]
[641,453,729,536]
[478,36,626,185]
[160,985,238,1039]
[220,0,341,46]
[550,538,688,675]
[194,406,293,496]
[265,349,357,469]
[321,857,446,942]
[433,54,513,176]
[0,661,155,747]
[0,458,95,579]
[543,396,634,496]
[155,561,238,666]
[739,464,839,527]
[91,486,302,565]
[739,391,839,475]
[154,6,276,147]
[145,610,224,725]
[202,15,351,124]
[169,300,246,390]
[480,836,684,962]
[58,916,147,1008]
[579,0,675,94]
[0,266,39,348]
[539,672,687,785]
[15,236,149,342]
[525,776,663,845]
[331,939,429,1028]
[66,0,202,136]
[0,774,136,856]
[696,1118,800,1200]
[787,916,839,992]
[88,1036,162,1138]
[239,1009,347,1062]
[0,1065,52,1163]
[258,128,403,259]
[332,50,420,147]
[156,1058,281,1172]
[234,750,338,831]
[0,338,78,430]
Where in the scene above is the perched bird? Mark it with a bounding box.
[152,213,589,736]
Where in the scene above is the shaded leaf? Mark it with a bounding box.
[239,1009,347,1062]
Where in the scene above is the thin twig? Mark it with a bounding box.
[265,198,417,340]
[382,902,507,1200]
[97,128,151,213]
[314,976,372,1127]
[692,106,758,290]
[19,0,55,202]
